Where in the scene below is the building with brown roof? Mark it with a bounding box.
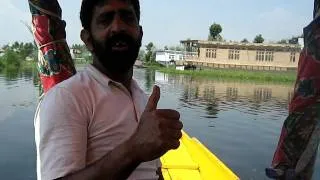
[181,40,302,71]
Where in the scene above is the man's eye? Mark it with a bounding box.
[125,14,135,20]
[99,18,112,25]
[121,13,136,23]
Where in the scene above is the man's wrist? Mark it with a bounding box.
[96,137,142,179]
[125,135,142,163]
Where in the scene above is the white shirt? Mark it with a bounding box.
[35,65,160,180]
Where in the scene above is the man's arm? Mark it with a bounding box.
[50,86,181,180]
[56,138,141,180]
[36,87,143,180]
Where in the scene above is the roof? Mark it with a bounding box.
[156,50,197,55]
[181,40,301,51]
[156,50,185,54]
[180,40,200,44]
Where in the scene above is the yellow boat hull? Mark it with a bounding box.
[161,131,239,180]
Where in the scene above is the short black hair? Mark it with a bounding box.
[80,0,140,31]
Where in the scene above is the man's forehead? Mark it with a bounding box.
[93,0,135,16]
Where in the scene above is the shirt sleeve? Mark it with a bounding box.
[34,87,89,180]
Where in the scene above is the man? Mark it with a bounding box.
[34,0,183,179]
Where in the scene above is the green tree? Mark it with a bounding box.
[164,46,169,50]
[241,38,249,43]
[208,23,222,41]
[3,42,36,61]
[254,34,264,43]
[0,49,21,69]
[12,41,20,50]
[20,42,36,60]
[168,45,184,51]
[175,46,184,51]
[138,49,145,61]
[145,42,156,63]
[0,59,4,70]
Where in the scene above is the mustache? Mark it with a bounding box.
[104,33,137,47]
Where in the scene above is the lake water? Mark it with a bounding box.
[0,66,319,180]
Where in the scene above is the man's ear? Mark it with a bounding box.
[80,29,93,52]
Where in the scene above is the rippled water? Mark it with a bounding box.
[0,67,319,180]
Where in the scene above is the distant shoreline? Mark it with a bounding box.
[144,65,297,83]
[4,61,296,84]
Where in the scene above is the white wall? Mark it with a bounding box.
[298,38,304,48]
[156,51,185,64]
[156,52,167,62]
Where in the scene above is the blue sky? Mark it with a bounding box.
[0,0,314,49]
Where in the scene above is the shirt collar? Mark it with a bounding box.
[85,64,142,94]
[86,64,112,87]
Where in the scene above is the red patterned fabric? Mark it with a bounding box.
[28,0,76,93]
[267,1,320,179]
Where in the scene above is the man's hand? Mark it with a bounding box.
[130,85,183,162]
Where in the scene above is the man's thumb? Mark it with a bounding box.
[145,85,160,112]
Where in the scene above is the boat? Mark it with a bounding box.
[161,131,239,180]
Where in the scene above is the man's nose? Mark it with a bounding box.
[110,14,126,34]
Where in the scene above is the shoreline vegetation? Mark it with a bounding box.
[1,61,297,84]
[0,42,297,84]
[0,54,297,84]
[0,60,297,84]
[143,62,297,84]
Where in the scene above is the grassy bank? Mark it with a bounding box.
[142,62,165,69]
[157,67,297,83]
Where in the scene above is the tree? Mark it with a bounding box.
[208,23,222,41]
[0,49,21,69]
[145,42,156,63]
[138,49,145,61]
[12,41,20,50]
[241,38,249,43]
[175,46,184,51]
[164,46,169,50]
[254,34,264,43]
[20,42,36,60]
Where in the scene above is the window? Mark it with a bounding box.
[256,50,273,61]
[290,52,296,63]
[206,49,217,59]
[229,49,240,60]
[256,51,265,61]
[265,51,274,62]
[169,55,175,60]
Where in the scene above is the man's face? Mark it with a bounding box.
[88,0,142,74]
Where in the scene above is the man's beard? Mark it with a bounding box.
[91,33,141,74]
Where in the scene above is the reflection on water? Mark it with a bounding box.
[0,66,40,88]
[135,69,320,180]
[144,68,156,91]
[0,66,40,122]
[149,69,294,121]
[1,67,320,180]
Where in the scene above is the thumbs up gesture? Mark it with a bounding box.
[130,85,183,162]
